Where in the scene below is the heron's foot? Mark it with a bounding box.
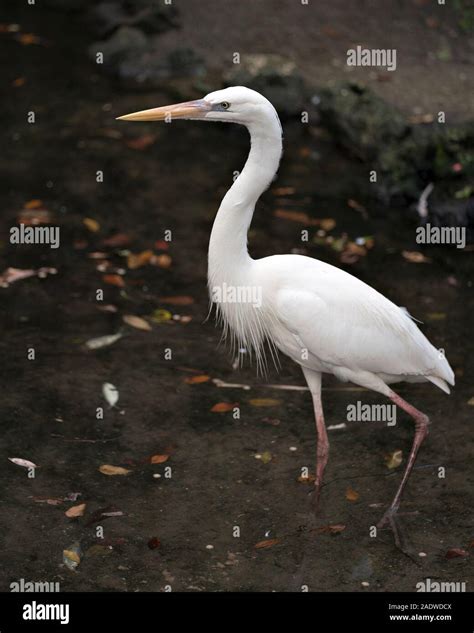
[377,507,420,552]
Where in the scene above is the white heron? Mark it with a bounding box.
[118,86,454,539]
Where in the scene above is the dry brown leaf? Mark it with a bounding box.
[151,254,172,269]
[158,296,194,305]
[345,487,360,502]
[402,250,431,263]
[83,217,100,233]
[255,538,281,549]
[211,402,236,413]
[150,454,169,464]
[101,233,131,247]
[248,398,281,407]
[122,315,152,331]
[24,199,43,209]
[18,33,42,45]
[385,450,403,469]
[320,218,336,231]
[185,375,210,384]
[65,503,86,518]
[103,274,125,288]
[445,548,469,559]
[126,134,157,150]
[274,209,319,225]
[297,473,316,484]
[258,451,273,464]
[271,186,295,195]
[18,207,53,225]
[99,464,131,476]
[127,250,153,269]
[319,524,346,535]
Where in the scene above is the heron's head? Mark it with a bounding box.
[117,86,279,129]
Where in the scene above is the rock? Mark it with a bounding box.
[318,82,474,204]
[89,28,206,90]
[89,26,148,64]
[91,0,179,37]
[223,54,307,118]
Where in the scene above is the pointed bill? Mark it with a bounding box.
[116,99,211,122]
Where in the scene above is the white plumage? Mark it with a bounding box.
[118,86,454,542]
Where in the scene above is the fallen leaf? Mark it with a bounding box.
[103,274,125,287]
[150,454,169,464]
[83,217,100,232]
[122,315,151,331]
[274,209,319,225]
[101,233,131,247]
[32,496,63,505]
[255,538,281,549]
[102,382,119,408]
[320,218,336,231]
[408,113,435,125]
[150,309,173,324]
[297,473,316,484]
[151,253,172,269]
[9,457,37,469]
[85,332,122,350]
[248,398,281,407]
[18,208,52,225]
[127,250,153,269]
[445,548,469,559]
[99,464,131,476]
[257,451,273,464]
[467,397,474,406]
[185,374,210,384]
[426,312,446,321]
[211,402,236,412]
[0,267,56,287]
[319,524,346,535]
[18,33,42,45]
[345,487,360,502]
[158,296,194,305]
[147,536,161,550]
[126,134,157,150]
[63,543,81,570]
[65,503,86,518]
[402,250,431,263]
[385,450,403,469]
[24,199,43,209]
[347,198,368,218]
[272,186,295,196]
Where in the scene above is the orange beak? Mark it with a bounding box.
[116,99,211,122]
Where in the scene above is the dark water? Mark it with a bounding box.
[0,5,472,593]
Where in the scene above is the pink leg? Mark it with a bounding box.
[302,369,329,509]
[378,389,430,531]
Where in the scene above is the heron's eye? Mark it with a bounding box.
[220,101,230,110]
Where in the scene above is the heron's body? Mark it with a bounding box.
[119,86,454,542]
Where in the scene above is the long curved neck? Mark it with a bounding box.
[208,116,283,283]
